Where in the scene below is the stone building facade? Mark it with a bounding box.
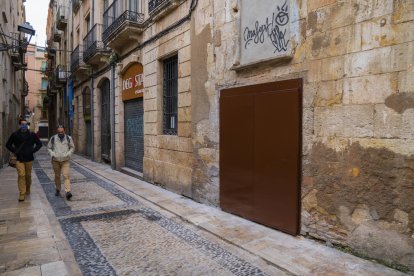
[25,44,48,133]
[45,0,70,137]
[47,0,414,270]
[0,0,27,167]
[196,0,414,271]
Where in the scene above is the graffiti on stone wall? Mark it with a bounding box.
[243,0,289,53]
[240,0,291,66]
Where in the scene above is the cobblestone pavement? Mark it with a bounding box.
[31,149,285,276]
[1,148,408,276]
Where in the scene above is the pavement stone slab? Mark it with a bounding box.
[32,149,286,275]
[0,148,409,276]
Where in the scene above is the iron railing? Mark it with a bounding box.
[55,65,67,83]
[72,0,80,12]
[83,24,106,62]
[56,5,68,30]
[102,0,144,43]
[163,55,178,135]
[10,33,21,55]
[52,25,62,42]
[70,45,83,72]
[23,81,29,96]
[149,0,171,14]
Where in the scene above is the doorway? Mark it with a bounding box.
[220,79,302,235]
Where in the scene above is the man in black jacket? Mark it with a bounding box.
[6,118,42,201]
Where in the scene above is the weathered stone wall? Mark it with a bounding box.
[192,0,414,270]
[73,86,87,155]
[141,2,194,196]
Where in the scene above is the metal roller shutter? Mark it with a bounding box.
[124,99,144,172]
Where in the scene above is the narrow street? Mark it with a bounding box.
[0,148,407,275]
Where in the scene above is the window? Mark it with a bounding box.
[40,61,47,73]
[41,78,48,90]
[83,88,91,120]
[163,55,178,135]
[104,0,109,11]
[85,14,91,32]
[129,0,138,12]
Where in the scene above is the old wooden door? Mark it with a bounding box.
[220,79,302,235]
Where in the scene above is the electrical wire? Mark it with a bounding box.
[0,0,200,56]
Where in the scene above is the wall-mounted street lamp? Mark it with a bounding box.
[17,22,36,116]
[17,22,35,52]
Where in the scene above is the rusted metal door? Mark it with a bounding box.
[220,79,302,235]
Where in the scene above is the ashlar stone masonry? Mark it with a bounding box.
[189,0,414,271]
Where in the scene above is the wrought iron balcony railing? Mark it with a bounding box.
[70,45,82,72]
[10,33,21,57]
[22,81,29,96]
[56,5,68,30]
[102,0,144,44]
[72,0,80,13]
[148,0,179,18]
[55,65,67,83]
[149,0,170,14]
[52,25,62,42]
[83,24,106,62]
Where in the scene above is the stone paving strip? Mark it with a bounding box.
[32,149,283,275]
[69,153,409,276]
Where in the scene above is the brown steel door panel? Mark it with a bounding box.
[220,94,255,218]
[220,79,302,236]
[253,90,301,235]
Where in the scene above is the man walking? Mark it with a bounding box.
[6,118,42,201]
[47,125,75,200]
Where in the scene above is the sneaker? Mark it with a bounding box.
[55,189,60,196]
[66,192,72,200]
[18,194,25,201]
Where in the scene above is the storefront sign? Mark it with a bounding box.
[122,63,144,101]
[239,0,292,67]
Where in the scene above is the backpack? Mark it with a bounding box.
[51,135,72,150]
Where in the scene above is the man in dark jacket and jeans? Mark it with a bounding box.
[6,118,42,201]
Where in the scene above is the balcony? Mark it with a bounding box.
[70,45,88,77]
[10,33,21,63]
[22,81,29,97]
[55,65,67,84]
[148,0,180,20]
[83,24,110,65]
[102,0,145,50]
[52,25,62,42]
[72,0,80,13]
[47,84,57,96]
[56,5,68,30]
[46,60,54,77]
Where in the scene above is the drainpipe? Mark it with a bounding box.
[89,0,95,159]
[91,0,94,25]
[110,63,116,170]
[90,73,94,161]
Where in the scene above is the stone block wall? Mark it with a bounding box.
[140,3,194,197]
[192,0,414,270]
[73,86,87,156]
